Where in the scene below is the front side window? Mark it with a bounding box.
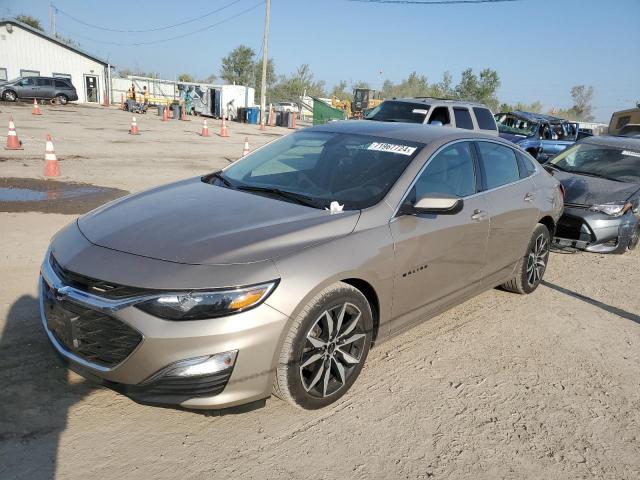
[549,143,640,183]
[18,77,35,86]
[453,107,474,130]
[409,142,476,201]
[428,106,451,126]
[222,131,424,209]
[477,142,521,189]
[365,101,430,124]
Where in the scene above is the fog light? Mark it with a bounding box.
[144,350,237,383]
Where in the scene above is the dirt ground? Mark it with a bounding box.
[0,103,639,480]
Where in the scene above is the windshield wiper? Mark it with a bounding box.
[210,171,235,188]
[568,170,624,182]
[234,185,325,209]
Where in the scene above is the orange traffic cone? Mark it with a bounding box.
[32,98,42,115]
[200,119,210,137]
[129,116,139,135]
[289,111,297,130]
[242,137,250,156]
[5,116,23,150]
[43,134,61,177]
[119,94,124,110]
[219,115,229,137]
[267,107,273,127]
[181,103,189,121]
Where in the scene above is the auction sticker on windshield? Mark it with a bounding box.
[368,142,417,156]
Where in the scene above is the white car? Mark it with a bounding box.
[275,102,299,114]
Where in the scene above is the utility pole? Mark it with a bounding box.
[49,2,56,36]
[259,0,270,128]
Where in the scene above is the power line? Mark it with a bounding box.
[349,0,523,4]
[53,0,244,33]
[58,2,265,46]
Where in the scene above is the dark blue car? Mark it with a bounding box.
[494,111,589,162]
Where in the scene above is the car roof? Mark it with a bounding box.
[578,135,640,150]
[498,110,571,123]
[387,97,489,108]
[306,120,508,145]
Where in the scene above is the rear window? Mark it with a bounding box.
[54,79,70,88]
[365,101,429,124]
[453,107,474,130]
[473,107,497,131]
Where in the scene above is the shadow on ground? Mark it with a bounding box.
[542,280,640,325]
[0,295,94,480]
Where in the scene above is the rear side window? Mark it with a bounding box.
[518,152,537,178]
[453,107,474,130]
[54,79,70,88]
[473,107,497,131]
[412,142,476,199]
[477,142,521,189]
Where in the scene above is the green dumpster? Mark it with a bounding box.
[312,98,347,125]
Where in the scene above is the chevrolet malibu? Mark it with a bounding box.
[40,121,563,411]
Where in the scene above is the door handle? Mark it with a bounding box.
[524,192,536,202]
[471,209,488,221]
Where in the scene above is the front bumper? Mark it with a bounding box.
[553,207,639,253]
[39,255,290,410]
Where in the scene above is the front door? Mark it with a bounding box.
[390,141,489,332]
[84,75,98,103]
[475,140,539,276]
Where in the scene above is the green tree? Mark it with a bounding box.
[177,73,195,83]
[202,73,217,83]
[454,68,501,111]
[270,64,325,102]
[569,85,594,121]
[253,58,276,102]
[430,71,454,99]
[499,100,543,113]
[331,80,350,100]
[16,14,43,31]
[381,72,431,98]
[220,45,256,86]
[352,80,371,90]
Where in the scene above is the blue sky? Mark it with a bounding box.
[4,0,639,121]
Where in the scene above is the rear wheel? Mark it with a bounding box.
[273,282,373,410]
[55,94,68,105]
[502,223,550,294]
[3,90,17,102]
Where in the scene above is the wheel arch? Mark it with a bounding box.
[341,277,380,344]
[538,215,556,236]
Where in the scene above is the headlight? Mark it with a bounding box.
[135,281,277,320]
[589,202,632,217]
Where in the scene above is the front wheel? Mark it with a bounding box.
[501,223,550,294]
[273,282,373,410]
[3,90,17,102]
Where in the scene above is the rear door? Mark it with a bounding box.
[475,140,539,277]
[390,141,489,331]
[36,78,54,99]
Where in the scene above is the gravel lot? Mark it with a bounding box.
[1,103,639,480]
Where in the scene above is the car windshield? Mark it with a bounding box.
[549,143,640,183]
[219,131,424,210]
[494,114,538,137]
[365,101,430,123]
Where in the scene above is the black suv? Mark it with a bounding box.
[0,76,79,104]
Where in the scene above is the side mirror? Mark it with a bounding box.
[400,194,464,216]
[429,120,443,126]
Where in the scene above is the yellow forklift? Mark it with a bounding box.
[351,88,383,118]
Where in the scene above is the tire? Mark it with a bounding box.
[3,90,17,102]
[273,282,373,410]
[55,94,68,105]
[501,223,550,294]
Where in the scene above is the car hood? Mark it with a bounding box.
[77,177,360,265]
[547,169,640,205]
[498,132,529,143]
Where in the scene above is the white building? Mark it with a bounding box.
[0,18,112,104]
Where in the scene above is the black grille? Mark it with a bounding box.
[50,254,150,299]
[43,282,143,368]
[556,215,593,242]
